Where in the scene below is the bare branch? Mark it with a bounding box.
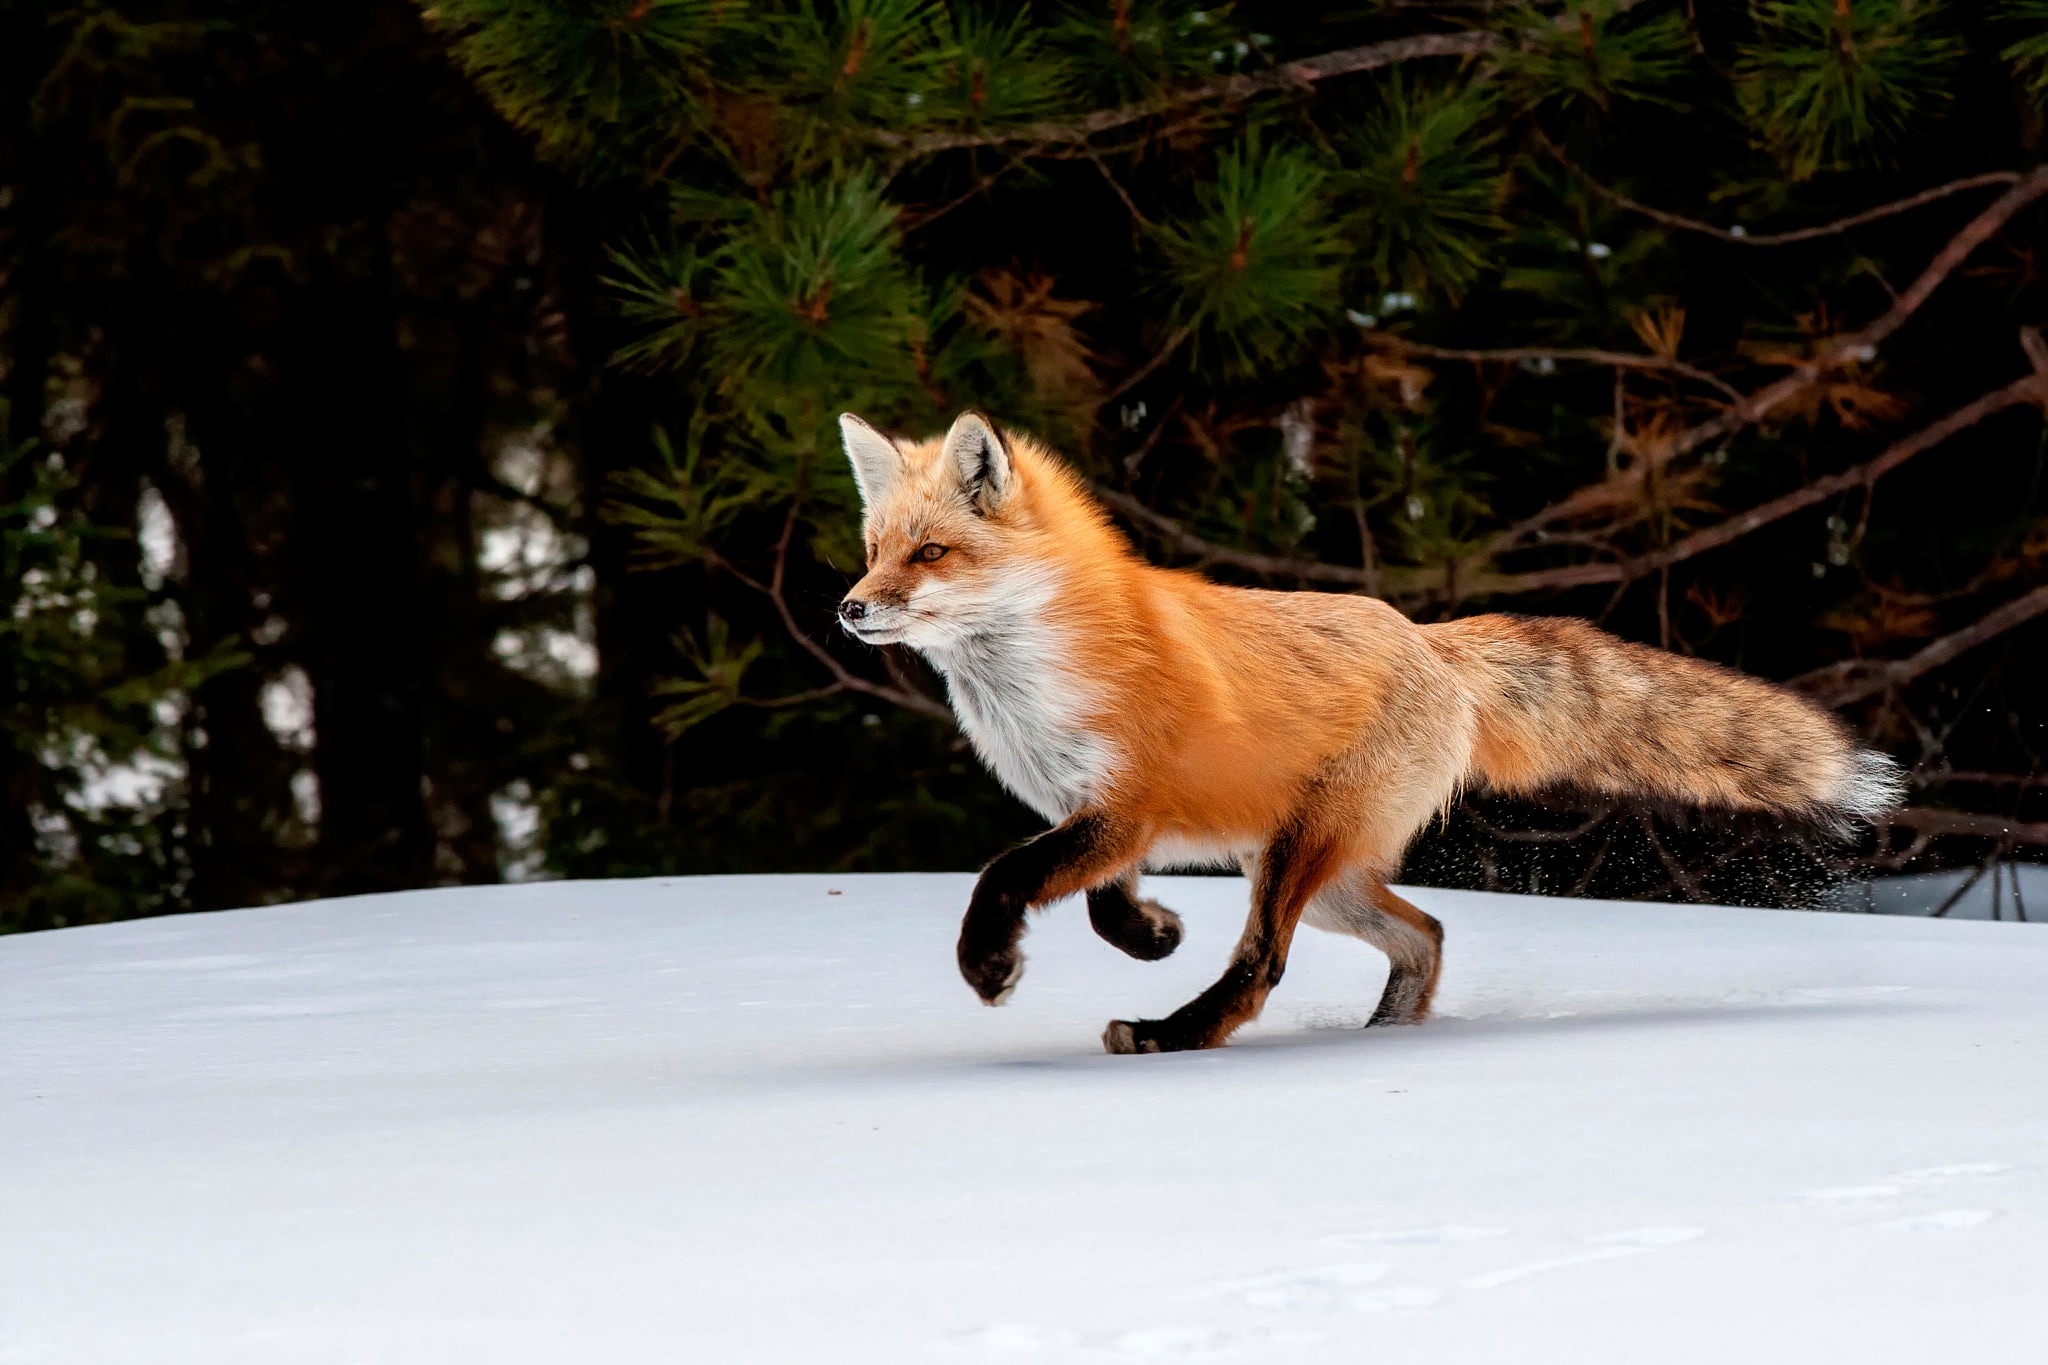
[885,32,1505,157]
[1087,189,2048,621]
[1879,807,2048,846]
[1795,582,2048,707]
[1082,142,1151,228]
[1092,484,1389,588]
[1916,770,2048,790]
[1556,153,2022,247]
[1094,356,2044,607]
[1465,805,1615,843]
[1929,855,2000,917]
[726,684,850,710]
[899,159,1021,232]
[1100,325,1192,404]
[1482,170,2048,558]
[717,504,955,722]
[1635,811,1711,902]
[1850,823,1936,871]
[1453,350,2048,601]
[1670,169,2048,451]
[1383,337,1746,404]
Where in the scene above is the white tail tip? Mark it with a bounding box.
[1835,749,1906,824]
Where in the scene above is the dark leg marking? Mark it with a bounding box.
[1104,824,1336,1054]
[958,812,1136,1006]
[1087,878,1184,962]
[1304,873,1446,1028]
[1363,883,1444,1027]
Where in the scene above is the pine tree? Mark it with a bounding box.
[0,433,240,931]
[411,1,2048,898]
[1,0,624,921]
[11,2,2047,911]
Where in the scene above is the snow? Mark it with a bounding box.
[3,874,2046,1364]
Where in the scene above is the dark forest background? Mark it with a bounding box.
[5,0,2048,934]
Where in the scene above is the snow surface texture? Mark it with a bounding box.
[4,874,2046,1364]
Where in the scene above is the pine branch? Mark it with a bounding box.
[1793,582,2048,707]
[1458,355,2048,599]
[1095,336,2046,606]
[1485,170,2048,557]
[884,32,1505,157]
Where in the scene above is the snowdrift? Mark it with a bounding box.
[3,874,2045,1364]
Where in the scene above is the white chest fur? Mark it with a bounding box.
[925,628,1115,823]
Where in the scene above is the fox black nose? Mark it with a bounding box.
[838,598,868,624]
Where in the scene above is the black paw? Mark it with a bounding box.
[1089,893,1185,962]
[1117,901,1184,961]
[958,943,1023,1006]
[1366,968,1433,1027]
[1101,1018,1210,1054]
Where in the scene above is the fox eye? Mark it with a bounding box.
[913,543,949,564]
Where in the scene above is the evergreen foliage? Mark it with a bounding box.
[430,0,2048,902]
[0,436,239,931]
[1154,140,1343,375]
[1343,75,1502,301]
[3,0,618,924]
[1737,0,1964,180]
[6,1,2048,922]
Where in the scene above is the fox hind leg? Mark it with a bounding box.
[1086,876,1183,961]
[1363,882,1443,1025]
[1304,871,1443,1026]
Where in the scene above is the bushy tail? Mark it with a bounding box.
[1424,614,1903,832]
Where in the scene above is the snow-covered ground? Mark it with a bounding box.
[4,874,2045,1364]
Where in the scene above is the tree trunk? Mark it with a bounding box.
[288,265,435,896]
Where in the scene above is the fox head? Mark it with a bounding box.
[835,409,1061,653]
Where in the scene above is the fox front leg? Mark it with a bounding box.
[1104,824,1335,1053]
[958,812,1141,1005]
[1086,877,1183,961]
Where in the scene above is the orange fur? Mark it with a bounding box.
[838,411,1901,1052]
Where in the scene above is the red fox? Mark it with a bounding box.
[836,410,1903,1054]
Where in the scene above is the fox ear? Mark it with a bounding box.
[839,413,904,509]
[942,410,1012,514]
